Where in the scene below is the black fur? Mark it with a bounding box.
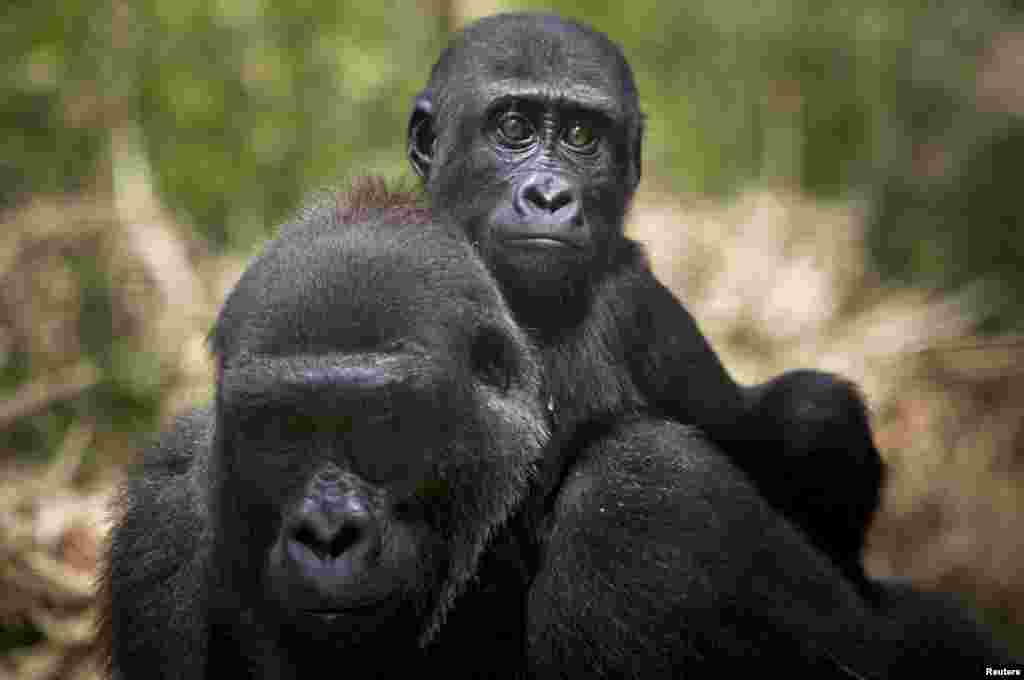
[408,12,883,586]
[528,416,1018,678]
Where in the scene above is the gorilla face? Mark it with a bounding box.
[208,202,549,647]
[409,13,645,323]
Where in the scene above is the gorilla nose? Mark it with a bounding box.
[291,520,364,560]
[517,173,579,218]
[286,495,378,564]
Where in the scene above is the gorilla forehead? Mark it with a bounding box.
[214,204,511,358]
[430,13,640,120]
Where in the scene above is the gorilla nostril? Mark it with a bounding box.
[291,522,363,560]
[291,525,325,559]
[522,180,575,214]
[328,525,363,558]
[547,190,573,213]
[523,185,547,211]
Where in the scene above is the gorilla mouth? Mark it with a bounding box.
[302,601,386,621]
[502,234,583,250]
[306,611,345,623]
[300,593,398,620]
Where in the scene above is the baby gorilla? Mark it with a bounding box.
[408,11,883,588]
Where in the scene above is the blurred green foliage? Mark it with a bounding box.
[2,1,1020,234]
[131,0,448,247]
[1,2,105,200]
[2,0,448,246]
[2,1,1024,470]
[867,3,1024,332]
[3,0,1015,245]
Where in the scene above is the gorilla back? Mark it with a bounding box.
[99,196,549,679]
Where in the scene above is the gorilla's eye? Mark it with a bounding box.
[564,122,597,151]
[495,113,535,148]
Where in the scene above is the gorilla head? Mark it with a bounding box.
[409,13,644,327]
[209,198,547,651]
[102,193,543,679]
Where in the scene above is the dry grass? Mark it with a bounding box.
[0,192,231,679]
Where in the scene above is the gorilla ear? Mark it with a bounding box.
[408,91,436,181]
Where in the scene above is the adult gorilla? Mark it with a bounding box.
[100,196,549,678]
[408,12,882,586]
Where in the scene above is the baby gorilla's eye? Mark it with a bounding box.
[563,122,598,151]
[496,113,535,147]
